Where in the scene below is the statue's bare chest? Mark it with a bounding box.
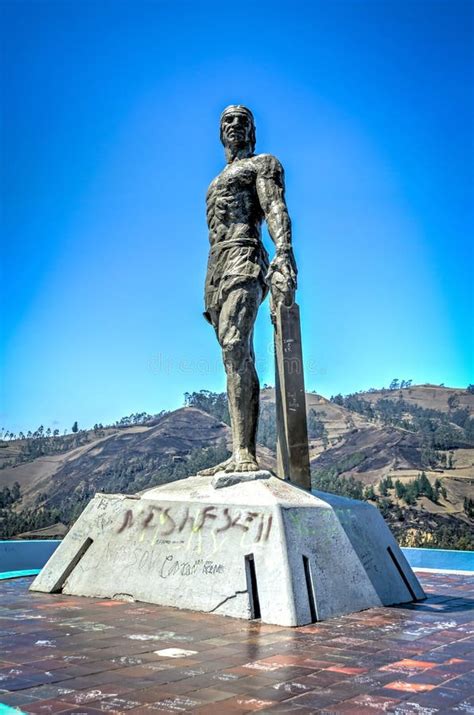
[209,159,258,199]
[206,158,264,232]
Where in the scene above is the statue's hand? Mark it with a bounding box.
[266,246,297,309]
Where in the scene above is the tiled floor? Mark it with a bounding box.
[0,573,473,714]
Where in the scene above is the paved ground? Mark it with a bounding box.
[0,573,473,714]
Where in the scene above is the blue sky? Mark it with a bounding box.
[1,0,473,434]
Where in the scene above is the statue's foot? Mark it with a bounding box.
[224,450,259,473]
[197,457,233,477]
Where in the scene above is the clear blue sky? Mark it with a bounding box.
[1,0,473,434]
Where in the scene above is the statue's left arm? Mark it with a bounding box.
[256,155,297,308]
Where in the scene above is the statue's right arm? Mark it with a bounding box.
[206,178,218,234]
[256,155,297,306]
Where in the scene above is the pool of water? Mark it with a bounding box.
[402,547,474,572]
[0,539,61,572]
[0,705,25,714]
[0,569,40,581]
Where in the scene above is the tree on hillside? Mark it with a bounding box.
[307,409,328,447]
[467,385,474,394]
[463,497,474,519]
[448,394,460,410]
[72,421,79,434]
[395,480,405,499]
[257,402,276,449]
[184,391,230,425]
[115,412,151,427]
[418,471,434,501]
[364,485,376,500]
[11,482,21,502]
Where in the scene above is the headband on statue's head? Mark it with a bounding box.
[220,105,256,151]
[220,104,255,124]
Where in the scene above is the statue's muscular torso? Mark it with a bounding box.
[206,153,284,244]
[204,153,290,322]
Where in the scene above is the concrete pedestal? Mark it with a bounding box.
[30,474,424,626]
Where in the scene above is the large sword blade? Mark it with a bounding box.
[274,302,311,490]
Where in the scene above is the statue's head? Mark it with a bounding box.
[220,105,256,157]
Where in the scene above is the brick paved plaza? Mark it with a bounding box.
[0,572,473,713]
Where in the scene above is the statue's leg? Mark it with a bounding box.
[218,281,262,472]
[196,305,235,477]
[197,281,262,476]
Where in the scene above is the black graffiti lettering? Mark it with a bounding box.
[254,514,264,543]
[203,560,224,575]
[194,506,218,531]
[142,505,160,528]
[177,507,193,533]
[118,504,272,544]
[264,515,273,541]
[159,507,177,536]
[216,508,248,533]
[160,554,174,578]
[160,554,224,579]
[117,509,134,533]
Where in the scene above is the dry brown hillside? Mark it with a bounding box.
[1,385,473,547]
[0,408,275,512]
[357,384,473,414]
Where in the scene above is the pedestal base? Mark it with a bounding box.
[30,474,424,626]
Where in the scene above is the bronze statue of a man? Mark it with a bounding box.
[200,105,297,475]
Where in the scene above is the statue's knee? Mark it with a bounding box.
[222,337,246,370]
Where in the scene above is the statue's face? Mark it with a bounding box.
[221,111,253,149]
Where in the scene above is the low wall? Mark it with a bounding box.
[1,540,472,576]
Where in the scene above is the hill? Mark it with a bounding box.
[306,385,474,548]
[355,384,473,414]
[0,385,472,548]
[0,407,275,536]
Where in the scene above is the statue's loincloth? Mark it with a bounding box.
[204,237,269,325]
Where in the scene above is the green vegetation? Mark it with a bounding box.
[464,497,474,519]
[257,401,276,450]
[392,472,441,505]
[390,513,474,551]
[0,440,231,538]
[330,391,474,468]
[0,411,163,471]
[311,454,366,500]
[184,390,279,450]
[114,412,153,427]
[0,427,93,467]
[310,464,473,550]
[0,482,21,508]
[1,385,472,550]
[363,485,375,501]
[0,506,64,539]
[184,390,230,425]
[307,409,328,447]
[389,379,413,390]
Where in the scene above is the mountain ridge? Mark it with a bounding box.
[1,384,473,548]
